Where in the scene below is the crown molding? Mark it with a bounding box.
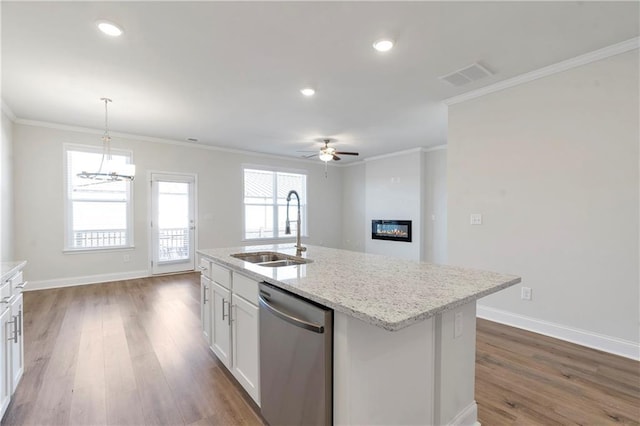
[444,37,640,106]
[364,147,425,163]
[423,144,447,153]
[362,144,447,163]
[337,159,366,168]
[1,100,16,122]
[14,117,337,167]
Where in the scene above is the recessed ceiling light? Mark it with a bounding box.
[300,88,315,97]
[97,20,123,37]
[373,39,394,52]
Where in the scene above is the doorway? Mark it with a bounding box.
[150,173,196,275]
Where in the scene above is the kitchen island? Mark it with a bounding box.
[198,244,520,425]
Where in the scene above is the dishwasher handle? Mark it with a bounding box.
[259,295,324,334]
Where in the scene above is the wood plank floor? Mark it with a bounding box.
[476,318,639,425]
[2,273,264,426]
[2,273,638,425]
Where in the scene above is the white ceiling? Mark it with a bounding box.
[2,1,638,162]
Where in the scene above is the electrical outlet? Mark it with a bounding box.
[454,312,463,338]
[123,254,131,262]
[521,286,532,301]
[470,213,482,225]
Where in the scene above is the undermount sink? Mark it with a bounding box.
[231,251,311,267]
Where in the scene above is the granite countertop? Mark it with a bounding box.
[198,244,521,331]
[1,261,27,282]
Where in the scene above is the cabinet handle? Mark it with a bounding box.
[7,317,17,343]
[198,266,207,271]
[202,285,208,305]
[1,296,12,305]
[222,298,228,321]
[15,281,27,289]
[18,310,22,337]
[230,305,236,324]
[13,316,18,343]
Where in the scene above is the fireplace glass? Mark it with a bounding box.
[371,220,412,242]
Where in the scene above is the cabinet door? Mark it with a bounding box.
[0,307,11,417]
[231,295,260,405]
[201,276,212,344]
[211,281,231,368]
[10,294,23,393]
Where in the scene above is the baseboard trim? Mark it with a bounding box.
[448,401,478,426]
[477,305,640,361]
[25,270,149,291]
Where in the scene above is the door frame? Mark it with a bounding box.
[147,170,198,275]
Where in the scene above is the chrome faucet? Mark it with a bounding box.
[285,190,306,256]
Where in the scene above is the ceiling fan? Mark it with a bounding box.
[301,139,359,162]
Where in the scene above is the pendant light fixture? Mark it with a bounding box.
[78,98,135,181]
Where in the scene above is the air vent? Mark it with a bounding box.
[439,62,493,87]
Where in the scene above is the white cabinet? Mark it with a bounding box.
[0,307,11,416]
[210,281,231,368]
[198,256,260,405]
[0,262,26,420]
[231,294,260,404]
[9,294,23,393]
[201,276,212,344]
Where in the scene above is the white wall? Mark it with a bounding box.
[448,50,639,355]
[423,148,447,264]
[1,111,13,261]
[13,122,343,285]
[365,150,423,261]
[340,162,366,252]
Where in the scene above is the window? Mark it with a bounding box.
[243,168,307,240]
[64,145,133,250]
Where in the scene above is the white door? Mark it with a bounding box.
[231,294,260,405]
[150,173,196,274]
[211,281,232,368]
[10,294,23,393]
[0,308,11,416]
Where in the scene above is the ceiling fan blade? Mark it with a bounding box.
[302,153,318,159]
[335,151,359,156]
[332,154,341,161]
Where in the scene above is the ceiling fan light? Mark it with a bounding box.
[319,152,333,162]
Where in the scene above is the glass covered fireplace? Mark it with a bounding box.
[371,220,412,242]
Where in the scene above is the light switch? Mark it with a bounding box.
[470,213,482,225]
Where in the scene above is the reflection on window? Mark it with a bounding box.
[157,182,190,262]
[243,168,306,240]
[65,146,133,250]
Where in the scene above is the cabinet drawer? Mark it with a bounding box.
[0,282,10,305]
[211,263,231,289]
[232,273,258,306]
[199,258,212,278]
[9,272,24,296]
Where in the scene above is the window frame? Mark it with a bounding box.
[63,143,135,252]
[242,165,309,242]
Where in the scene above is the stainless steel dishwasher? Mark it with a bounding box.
[258,282,333,426]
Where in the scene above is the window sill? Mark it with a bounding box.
[241,236,308,244]
[63,246,135,254]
